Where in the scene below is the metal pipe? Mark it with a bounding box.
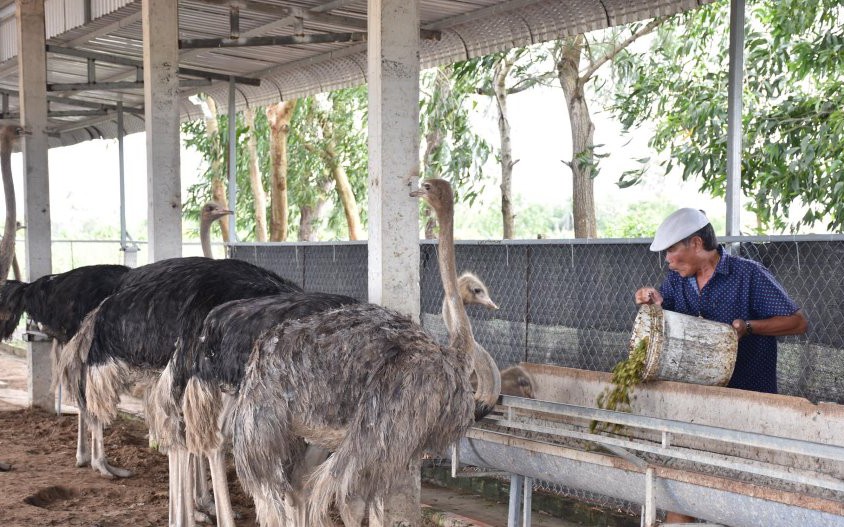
[227,77,237,242]
[507,474,523,527]
[179,31,366,49]
[522,477,532,527]
[118,101,127,251]
[496,396,844,463]
[725,0,745,237]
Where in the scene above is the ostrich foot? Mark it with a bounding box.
[76,453,91,468]
[194,509,213,524]
[91,457,134,479]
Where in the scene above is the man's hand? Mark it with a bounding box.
[732,319,748,338]
[635,287,663,306]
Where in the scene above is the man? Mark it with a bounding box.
[635,208,808,524]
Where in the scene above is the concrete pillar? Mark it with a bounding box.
[367,1,421,524]
[367,0,420,319]
[16,0,54,411]
[143,0,181,261]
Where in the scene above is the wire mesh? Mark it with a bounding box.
[232,238,844,404]
[231,237,844,517]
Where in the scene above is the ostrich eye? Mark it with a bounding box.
[473,288,482,294]
[423,183,431,190]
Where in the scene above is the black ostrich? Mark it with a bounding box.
[225,179,477,526]
[59,257,302,524]
[0,264,129,465]
[181,291,360,526]
[181,273,501,526]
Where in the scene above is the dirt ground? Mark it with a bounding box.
[0,350,580,527]
[0,402,260,527]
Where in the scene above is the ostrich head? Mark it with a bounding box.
[458,272,498,311]
[200,202,233,225]
[409,178,453,214]
[199,202,233,259]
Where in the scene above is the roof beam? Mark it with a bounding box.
[47,79,211,92]
[47,45,262,86]
[310,0,361,13]
[179,31,367,49]
[0,87,144,114]
[63,10,143,47]
[189,0,368,30]
[1,109,110,118]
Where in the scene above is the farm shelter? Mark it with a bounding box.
[4,0,843,526]
[0,0,715,423]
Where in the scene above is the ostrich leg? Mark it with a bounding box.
[189,453,213,523]
[76,412,90,467]
[90,419,133,478]
[207,448,237,527]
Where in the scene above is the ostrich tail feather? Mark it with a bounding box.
[54,308,96,411]
[182,377,223,454]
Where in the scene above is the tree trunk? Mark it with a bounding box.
[494,54,517,239]
[244,107,268,241]
[298,177,333,241]
[422,120,443,240]
[316,96,364,240]
[266,100,297,241]
[198,96,231,242]
[556,36,597,239]
[0,127,17,283]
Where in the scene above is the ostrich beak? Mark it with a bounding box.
[482,299,499,310]
[215,209,234,218]
[409,188,426,198]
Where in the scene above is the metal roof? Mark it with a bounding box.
[0,0,711,147]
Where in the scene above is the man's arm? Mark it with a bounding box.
[732,310,808,339]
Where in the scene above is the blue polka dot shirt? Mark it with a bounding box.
[658,246,800,393]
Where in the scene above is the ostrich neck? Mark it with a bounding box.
[200,218,214,258]
[436,205,473,354]
[0,130,16,283]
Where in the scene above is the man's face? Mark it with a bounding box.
[664,239,698,277]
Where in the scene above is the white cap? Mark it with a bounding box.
[649,208,710,252]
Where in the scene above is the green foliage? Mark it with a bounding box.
[183,77,493,240]
[599,201,679,238]
[420,65,493,205]
[606,0,844,232]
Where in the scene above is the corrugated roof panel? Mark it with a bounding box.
[0,17,15,62]
[91,0,133,19]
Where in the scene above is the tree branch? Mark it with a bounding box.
[580,17,668,83]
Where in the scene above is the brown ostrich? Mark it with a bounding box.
[226,178,477,526]
[500,365,535,398]
[445,271,501,417]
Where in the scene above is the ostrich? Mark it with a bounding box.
[445,272,501,418]
[225,178,478,526]
[58,257,301,526]
[178,273,497,526]
[500,365,535,398]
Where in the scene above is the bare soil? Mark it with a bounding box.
[0,403,259,527]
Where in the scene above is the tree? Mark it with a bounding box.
[266,100,297,241]
[453,48,551,239]
[607,0,844,232]
[549,19,666,238]
[419,65,492,238]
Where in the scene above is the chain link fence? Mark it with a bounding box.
[233,237,844,519]
[232,236,844,406]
